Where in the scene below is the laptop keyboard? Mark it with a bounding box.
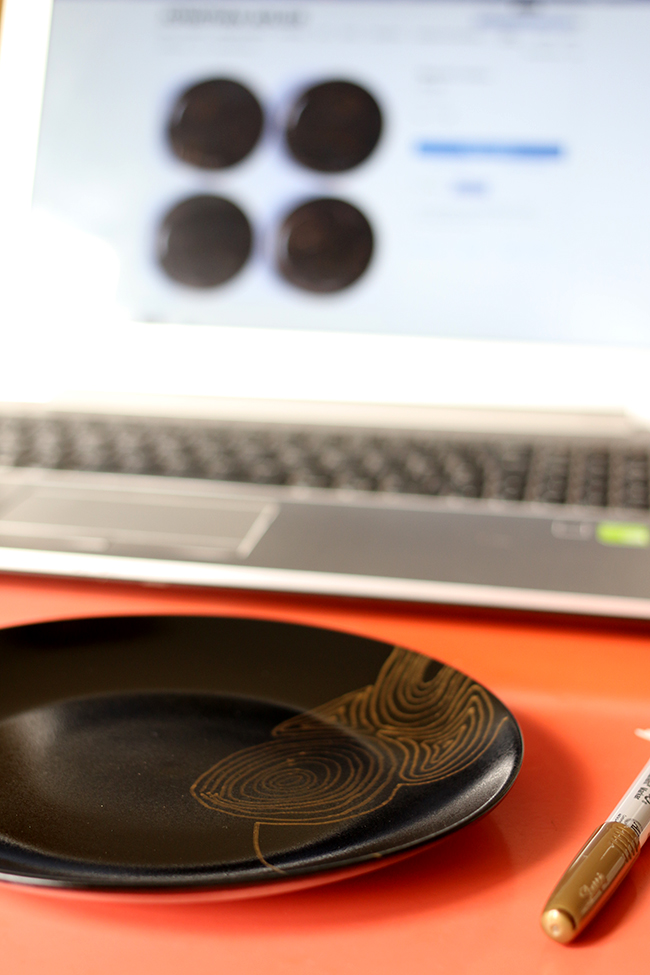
[0,414,648,510]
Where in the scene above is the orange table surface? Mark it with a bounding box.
[1,574,650,974]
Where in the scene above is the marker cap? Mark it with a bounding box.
[541,822,639,943]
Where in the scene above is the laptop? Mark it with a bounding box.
[1,0,650,619]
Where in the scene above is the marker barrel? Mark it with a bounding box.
[541,755,650,943]
[607,756,650,844]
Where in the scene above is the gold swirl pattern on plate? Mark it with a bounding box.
[192,648,505,842]
[192,717,397,825]
[348,649,500,785]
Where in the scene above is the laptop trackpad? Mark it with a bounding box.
[0,489,279,560]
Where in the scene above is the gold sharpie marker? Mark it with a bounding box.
[541,754,650,943]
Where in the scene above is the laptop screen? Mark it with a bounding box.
[29,0,650,350]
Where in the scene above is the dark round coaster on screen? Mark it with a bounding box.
[157,195,252,288]
[285,80,382,172]
[168,79,264,169]
[276,197,373,293]
[0,615,522,892]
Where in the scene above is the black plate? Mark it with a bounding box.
[0,615,522,891]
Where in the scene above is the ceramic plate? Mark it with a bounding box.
[0,615,522,892]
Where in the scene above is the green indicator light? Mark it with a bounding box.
[596,522,650,548]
